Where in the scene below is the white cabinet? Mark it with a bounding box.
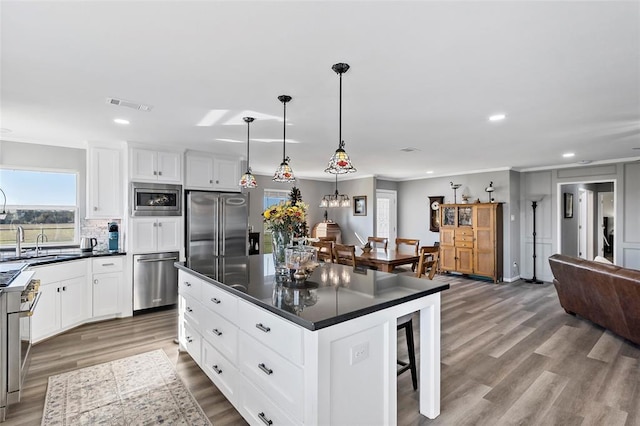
[91,257,123,317]
[87,146,122,218]
[31,260,89,343]
[131,148,182,183]
[185,153,240,192]
[130,217,182,253]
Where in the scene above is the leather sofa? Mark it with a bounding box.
[548,254,640,346]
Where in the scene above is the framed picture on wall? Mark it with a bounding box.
[353,196,367,216]
[564,193,573,218]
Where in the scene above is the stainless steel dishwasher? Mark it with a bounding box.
[133,252,179,312]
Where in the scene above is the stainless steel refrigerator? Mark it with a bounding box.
[186,191,250,285]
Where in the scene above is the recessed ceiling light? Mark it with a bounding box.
[563,152,575,158]
[113,118,130,125]
[488,114,506,122]
[426,171,434,174]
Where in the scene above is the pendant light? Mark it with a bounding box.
[319,174,351,208]
[325,63,356,174]
[273,95,295,182]
[239,117,257,189]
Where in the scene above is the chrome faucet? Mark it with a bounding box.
[15,225,24,257]
[36,232,48,256]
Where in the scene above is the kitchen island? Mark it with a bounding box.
[175,255,449,425]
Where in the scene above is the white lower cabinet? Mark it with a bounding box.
[238,377,298,426]
[91,257,123,318]
[201,340,238,404]
[31,260,89,343]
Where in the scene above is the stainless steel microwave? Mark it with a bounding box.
[130,182,182,216]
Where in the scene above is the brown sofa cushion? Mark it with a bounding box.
[548,254,640,346]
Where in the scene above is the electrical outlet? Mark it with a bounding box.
[350,342,369,365]
[513,262,518,268]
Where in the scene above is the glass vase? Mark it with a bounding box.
[271,230,293,275]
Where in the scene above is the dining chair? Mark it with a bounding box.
[397,313,418,390]
[311,240,333,263]
[416,246,440,279]
[394,238,420,272]
[367,236,388,250]
[332,244,357,266]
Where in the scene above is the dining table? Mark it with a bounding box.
[356,247,420,273]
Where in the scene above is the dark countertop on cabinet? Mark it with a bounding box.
[175,255,449,331]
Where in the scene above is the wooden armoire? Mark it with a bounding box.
[439,203,503,282]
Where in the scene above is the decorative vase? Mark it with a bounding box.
[271,230,293,275]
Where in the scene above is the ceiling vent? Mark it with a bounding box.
[106,97,153,112]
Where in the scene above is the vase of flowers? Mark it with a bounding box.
[263,200,308,274]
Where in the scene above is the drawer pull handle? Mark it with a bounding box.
[187,307,193,313]
[211,297,221,304]
[258,412,273,425]
[101,262,115,266]
[186,336,193,343]
[258,363,273,375]
[212,328,222,336]
[255,323,271,333]
[212,365,222,374]
[185,282,192,287]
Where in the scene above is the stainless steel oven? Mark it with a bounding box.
[130,182,182,216]
[1,276,39,422]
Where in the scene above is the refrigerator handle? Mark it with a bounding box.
[214,196,220,257]
[220,199,226,256]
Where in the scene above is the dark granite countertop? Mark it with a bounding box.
[175,255,449,331]
[0,250,126,266]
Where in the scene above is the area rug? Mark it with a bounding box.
[41,349,212,426]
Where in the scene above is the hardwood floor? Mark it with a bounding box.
[5,275,640,425]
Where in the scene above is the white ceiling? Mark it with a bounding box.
[1,1,639,181]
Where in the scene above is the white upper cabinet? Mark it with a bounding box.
[87,146,122,219]
[130,217,182,253]
[185,152,241,192]
[131,148,182,183]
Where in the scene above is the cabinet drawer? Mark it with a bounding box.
[92,256,124,273]
[202,282,238,323]
[456,241,474,248]
[238,300,303,365]
[181,319,202,366]
[180,294,203,329]
[455,228,473,237]
[178,271,202,299]
[202,310,238,364]
[202,340,238,404]
[238,368,299,426]
[239,333,303,421]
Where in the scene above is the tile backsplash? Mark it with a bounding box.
[80,219,121,252]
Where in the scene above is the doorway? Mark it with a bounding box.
[559,181,615,262]
[375,190,397,243]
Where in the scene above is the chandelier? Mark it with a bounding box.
[319,174,350,208]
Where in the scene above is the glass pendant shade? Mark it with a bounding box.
[239,116,257,189]
[325,63,356,175]
[273,95,295,182]
[273,158,295,182]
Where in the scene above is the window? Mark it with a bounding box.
[263,189,290,254]
[0,168,78,248]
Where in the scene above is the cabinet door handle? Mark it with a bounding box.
[185,282,192,287]
[212,365,222,375]
[258,412,273,425]
[211,297,221,304]
[94,279,98,284]
[186,307,193,313]
[158,222,162,227]
[57,287,61,292]
[62,286,67,291]
[209,179,213,184]
[158,171,163,176]
[258,363,273,375]
[212,328,222,336]
[153,170,158,175]
[255,323,271,333]
[186,336,193,343]
[93,206,98,211]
